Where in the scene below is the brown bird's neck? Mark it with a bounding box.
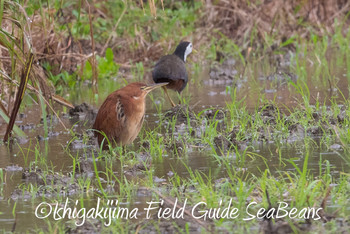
[122,94,146,122]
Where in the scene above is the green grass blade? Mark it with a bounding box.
[0,108,26,137]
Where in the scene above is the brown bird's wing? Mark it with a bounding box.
[93,93,126,148]
[152,55,188,92]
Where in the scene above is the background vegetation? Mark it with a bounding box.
[1,0,349,103]
[0,0,350,233]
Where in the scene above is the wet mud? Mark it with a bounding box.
[164,105,197,125]
[1,52,349,232]
[213,104,347,152]
[69,102,97,125]
[10,168,82,199]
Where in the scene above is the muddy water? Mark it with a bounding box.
[0,57,349,231]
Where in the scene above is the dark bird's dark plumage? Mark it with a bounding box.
[152,41,193,106]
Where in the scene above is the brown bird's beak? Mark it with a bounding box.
[142,82,169,93]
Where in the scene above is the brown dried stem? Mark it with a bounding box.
[4,53,33,142]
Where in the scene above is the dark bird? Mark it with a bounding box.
[93,82,168,150]
[152,41,193,107]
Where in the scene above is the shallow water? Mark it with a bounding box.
[0,54,349,231]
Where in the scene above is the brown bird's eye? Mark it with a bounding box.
[93,82,166,150]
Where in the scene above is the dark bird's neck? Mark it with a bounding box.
[173,48,185,62]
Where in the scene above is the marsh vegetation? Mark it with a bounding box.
[0,0,350,233]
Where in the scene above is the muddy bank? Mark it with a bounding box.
[213,104,347,152]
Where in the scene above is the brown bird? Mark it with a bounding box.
[93,82,168,150]
[152,41,193,107]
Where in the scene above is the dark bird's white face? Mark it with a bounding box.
[184,43,193,62]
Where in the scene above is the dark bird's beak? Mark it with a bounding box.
[142,82,169,92]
